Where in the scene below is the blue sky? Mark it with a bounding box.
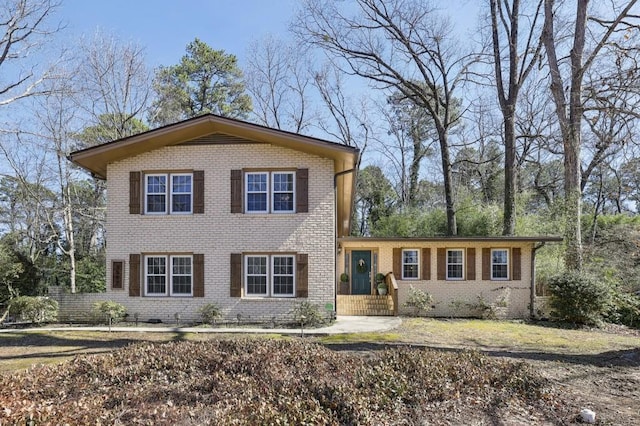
[58,0,480,69]
[60,0,299,68]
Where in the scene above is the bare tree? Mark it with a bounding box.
[294,0,474,235]
[0,0,61,107]
[486,0,544,235]
[542,0,640,271]
[74,31,152,143]
[35,79,80,292]
[245,35,315,133]
[313,65,371,157]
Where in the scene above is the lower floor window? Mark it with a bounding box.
[145,255,192,296]
[491,249,509,280]
[447,249,464,280]
[402,249,419,279]
[245,254,295,297]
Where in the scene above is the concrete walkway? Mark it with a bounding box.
[0,316,402,336]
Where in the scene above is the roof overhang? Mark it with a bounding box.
[339,236,563,243]
[69,114,360,237]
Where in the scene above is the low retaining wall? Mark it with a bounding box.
[48,287,112,322]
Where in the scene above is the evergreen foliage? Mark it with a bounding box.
[547,272,611,325]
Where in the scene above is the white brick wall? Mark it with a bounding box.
[338,241,535,319]
[56,142,337,323]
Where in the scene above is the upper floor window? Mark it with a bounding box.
[491,249,509,280]
[145,173,192,214]
[144,255,193,296]
[447,249,464,280]
[402,249,419,279]
[245,171,295,213]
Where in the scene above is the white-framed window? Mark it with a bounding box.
[145,173,192,214]
[170,174,193,214]
[244,254,296,297]
[446,249,464,280]
[272,255,295,296]
[245,255,268,295]
[245,171,295,213]
[246,173,268,213]
[272,172,295,213]
[144,255,193,296]
[402,249,419,280]
[145,174,167,214]
[491,249,509,280]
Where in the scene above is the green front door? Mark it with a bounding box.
[351,250,371,295]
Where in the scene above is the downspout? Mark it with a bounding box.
[334,167,357,317]
[530,242,546,318]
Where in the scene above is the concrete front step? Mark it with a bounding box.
[336,295,395,316]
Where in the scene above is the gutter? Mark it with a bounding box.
[333,167,357,317]
[530,242,546,318]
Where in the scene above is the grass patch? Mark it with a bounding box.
[396,318,639,354]
[318,332,402,344]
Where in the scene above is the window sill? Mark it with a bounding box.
[241,296,297,301]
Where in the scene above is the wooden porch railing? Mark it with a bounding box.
[385,272,399,316]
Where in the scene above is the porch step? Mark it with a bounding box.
[336,295,395,316]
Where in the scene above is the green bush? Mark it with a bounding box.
[548,271,611,325]
[92,301,127,324]
[199,303,222,325]
[9,296,58,324]
[291,301,324,326]
[403,285,434,316]
[606,291,640,328]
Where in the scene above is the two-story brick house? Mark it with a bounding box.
[64,114,560,323]
[68,114,359,322]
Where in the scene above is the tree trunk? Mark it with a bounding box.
[503,112,517,235]
[439,130,457,235]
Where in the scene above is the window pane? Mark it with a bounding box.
[246,256,268,295]
[247,174,267,191]
[172,175,191,193]
[273,275,293,295]
[247,173,268,212]
[491,249,508,279]
[273,193,293,211]
[147,176,166,193]
[171,175,192,213]
[172,256,192,295]
[272,172,294,212]
[272,256,294,296]
[493,265,508,279]
[172,194,191,212]
[273,173,293,191]
[247,276,267,294]
[146,175,167,213]
[402,250,419,279]
[448,265,463,279]
[146,256,166,294]
[447,250,463,279]
[247,193,267,212]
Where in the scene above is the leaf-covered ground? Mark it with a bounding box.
[0,339,571,425]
